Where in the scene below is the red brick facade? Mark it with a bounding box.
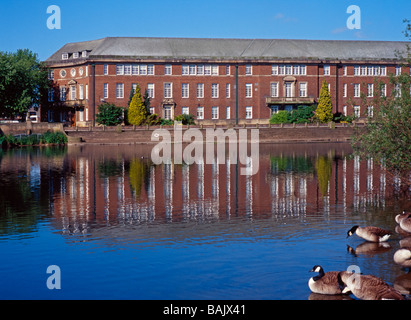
[44,39,409,126]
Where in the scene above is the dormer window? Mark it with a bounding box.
[62,53,68,60]
[73,52,79,59]
[82,50,88,58]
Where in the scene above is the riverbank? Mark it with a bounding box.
[65,124,360,145]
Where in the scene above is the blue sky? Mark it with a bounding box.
[0,0,409,61]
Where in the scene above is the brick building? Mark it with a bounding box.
[44,37,409,126]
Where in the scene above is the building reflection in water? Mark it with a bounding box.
[43,143,401,234]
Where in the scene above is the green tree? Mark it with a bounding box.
[315,80,333,123]
[0,49,49,119]
[143,89,151,114]
[352,20,411,187]
[269,110,289,124]
[128,84,147,125]
[288,105,316,123]
[96,103,123,126]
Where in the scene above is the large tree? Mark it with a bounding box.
[128,84,147,125]
[315,80,333,123]
[352,20,411,187]
[0,49,49,119]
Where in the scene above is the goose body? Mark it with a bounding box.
[395,211,411,224]
[400,217,411,233]
[338,271,404,300]
[308,265,346,295]
[347,225,391,242]
[393,248,411,268]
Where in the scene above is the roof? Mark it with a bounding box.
[45,37,409,63]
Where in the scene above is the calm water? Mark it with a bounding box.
[0,143,410,300]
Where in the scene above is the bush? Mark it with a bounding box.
[96,103,124,126]
[288,105,315,123]
[269,110,290,124]
[144,114,162,126]
[40,131,67,144]
[174,114,196,125]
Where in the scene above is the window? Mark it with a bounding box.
[381,83,387,97]
[124,65,131,75]
[48,69,54,80]
[182,83,189,98]
[204,65,211,75]
[164,106,172,120]
[165,65,172,75]
[299,82,307,97]
[164,83,172,98]
[226,84,230,98]
[212,65,219,75]
[361,65,367,76]
[285,82,292,98]
[226,65,230,75]
[86,84,88,100]
[147,83,154,98]
[82,50,87,58]
[381,66,386,76]
[197,65,204,75]
[48,88,54,102]
[150,107,155,115]
[182,107,189,115]
[354,106,361,118]
[132,64,139,75]
[323,65,330,76]
[70,85,76,100]
[354,66,360,76]
[343,105,347,116]
[140,65,147,75]
[245,84,252,98]
[245,65,252,75]
[270,83,278,97]
[343,66,347,76]
[367,66,373,76]
[286,65,292,75]
[300,65,306,75]
[211,106,219,119]
[373,66,380,76]
[271,105,279,115]
[354,84,361,97]
[197,107,204,120]
[271,65,278,75]
[60,87,66,101]
[279,65,285,75]
[343,84,347,97]
[226,106,230,119]
[293,65,300,75]
[147,65,154,75]
[189,65,196,75]
[116,64,124,75]
[197,83,204,98]
[182,65,189,75]
[211,83,219,98]
[395,66,401,76]
[367,84,373,97]
[395,83,401,97]
[62,53,68,60]
[367,106,374,118]
[79,84,84,100]
[245,106,252,119]
[73,52,79,59]
[116,83,124,98]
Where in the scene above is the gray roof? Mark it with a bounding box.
[45,37,409,63]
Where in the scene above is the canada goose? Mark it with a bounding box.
[308,265,347,295]
[395,211,411,224]
[393,248,411,268]
[400,217,411,233]
[338,271,404,300]
[346,225,391,242]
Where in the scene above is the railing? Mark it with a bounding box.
[265,97,315,104]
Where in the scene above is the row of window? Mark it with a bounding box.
[184,106,253,120]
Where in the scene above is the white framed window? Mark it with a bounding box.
[354,66,360,76]
[211,83,219,98]
[270,105,279,115]
[343,105,347,116]
[73,52,79,59]
[124,65,131,75]
[245,83,252,98]
[343,83,347,97]
[293,65,300,75]
[62,53,68,60]
[78,110,84,122]
[196,106,204,120]
[245,106,252,119]
[197,65,204,75]
[380,83,387,97]
[367,105,374,118]
[197,83,204,98]
[323,65,330,76]
[361,65,367,76]
[140,65,147,75]
[150,107,155,114]
[285,82,292,98]
[165,64,172,75]
[147,64,154,75]
[164,106,172,120]
[104,64,109,75]
[354,105,361,118]
[164,82,172,98]
[182,65,189,75]
[226,84,230,98]
[189,65,196,75]
[79,84,84,100]
[395,83,401,97]
[373,66,380,76]
[182,83,189,98]
[132,64,139,75]
[86,84,88,99]
[279,65,285,75]
[226,65,230,75]
[226,106,230,119]
[286,65,292,75]
[300,65,306,75]
[204,65,212,75]
[182,107,189,115]
[211,106,219,119]
[299,82,307,97]
[70,85,76,100]
[381,66,386,76]
[395,66,401,76]
[245,64,252,75]
[48,69,54,80]
[60,86,66,101]
[116,83,124,98]
[367,66,373,76]
[82,50,87,58]
[367,84,373,97]
[116,64,124,75]
[270,82,278,97]
[147,83,154,98]
[343,65,347,76]
[354,83,361,97]
[211,65,219,75]
[271,65,278,75]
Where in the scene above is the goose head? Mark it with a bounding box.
[347,226,359,238]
